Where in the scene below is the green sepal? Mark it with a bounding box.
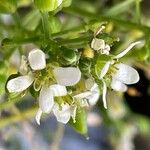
[59,46,77,66]
[69,108,88,136]
[79,57,91,74]
[0,0,17,13]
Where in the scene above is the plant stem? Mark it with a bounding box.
[63,6,150,33]
[41,12,51,39]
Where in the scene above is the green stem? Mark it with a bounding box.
[63,6,150,33]
[135,0,141,24]
[41,12,51,39]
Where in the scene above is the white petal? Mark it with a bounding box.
[50,84,67,96]
[113,63,139,84]
[39,86,54,113]
[53,103,71,124]
[7,75,34,93]
[74,91,92,99]
[111,78,127,92]
[99,61,111,79]
[90,83,99,92]
[87,91,100,106]
[102,80,107,109]
[35,108,43,125]
[101,44,110,55]
[113,41,142,59]
[87,83,100,105]
[91,38,105,51]
[53,67,81,86]
[28,49,46,70]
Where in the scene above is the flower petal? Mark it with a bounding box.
[7,75,34,93]
[53,103,71,124]
[50,84,67,96]
[74,91,92,99]
[87,84,100,106]
[35,108,43,125]
[28,49,46,70]
[113,41,142,59]
[53,67,81,86]
[39,86,54,113]
[101,44,110,55]
[111,77,127,92]
[113,63,139,84]
[91,38,105,51]
[102,80,107,109]
[99,61,111,79]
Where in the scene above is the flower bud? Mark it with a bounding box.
[59,47,77,65]
[34,0,63,12]
[79,58,91,74]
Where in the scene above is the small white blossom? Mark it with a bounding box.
[91,38,111,55]
[74,83,100,106]
[99,41,141,109]
[91,38,105,51]
[7,49,81,125]
[7,49,46,93]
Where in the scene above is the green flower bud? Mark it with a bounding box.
[34,0,63,12]
[0,0,17,13]
[79,58,91,74]
[59,47,77,66]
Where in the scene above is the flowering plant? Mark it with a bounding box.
[0,0,150,148]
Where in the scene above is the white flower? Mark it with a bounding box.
[74,83,100,106]
[99,41,141,109]
[91,38,105,51]
[36,84,68,125]
[91,38,110,55]
[35,67,81,124]
[7,49,46,93]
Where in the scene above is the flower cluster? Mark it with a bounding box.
[6,49,99,125]
[6,27,142,125]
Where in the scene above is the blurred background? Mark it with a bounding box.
[0,0,150,150]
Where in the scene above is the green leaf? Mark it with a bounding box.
[0,0,17,13]
[69,108,88,135]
